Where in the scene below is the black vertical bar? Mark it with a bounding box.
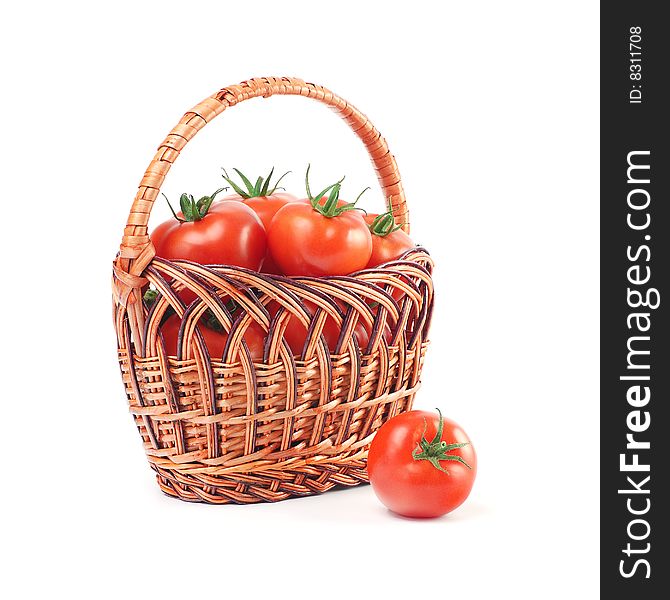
[601,2,669,596]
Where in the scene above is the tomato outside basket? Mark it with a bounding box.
[111,77,434,504]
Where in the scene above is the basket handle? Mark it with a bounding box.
[113,76,408,308]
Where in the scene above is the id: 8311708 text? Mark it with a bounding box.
[629,26,643,104]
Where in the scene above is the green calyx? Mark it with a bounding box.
[412,408,472,473]
[369,211,402,237]
[143,289,158,306]
[203,299,238,333]
[163,187,226,223]
[304,164,369,218]
[221,167,290,199]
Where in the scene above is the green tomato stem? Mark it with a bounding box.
[369,211,402,237]
[411,408,472,473]
[304,165,367,218]
[222,167,290,198]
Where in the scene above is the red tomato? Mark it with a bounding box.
[365,212,414,268]
[368,410,477,518]
[368,229,414,267]
[220,168,298,274]
[151,191,267,305]
[266,170,372,276]
[152,201,266,269]
[159,313,265,361]
[268,201,372,276]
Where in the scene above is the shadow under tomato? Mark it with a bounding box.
[381,500,490,522]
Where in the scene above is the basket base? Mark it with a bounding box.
[153,461,370,504]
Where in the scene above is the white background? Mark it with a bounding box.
[1,1,599,598]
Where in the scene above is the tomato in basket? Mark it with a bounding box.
[364,211,415,268]
[267,167,372,276]
[220,168,298,274]
[151,188,267,270]
[159,313,265,361]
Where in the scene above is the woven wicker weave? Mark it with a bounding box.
[112,77,434,503]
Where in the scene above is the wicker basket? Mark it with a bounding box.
[112,76,434,504]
